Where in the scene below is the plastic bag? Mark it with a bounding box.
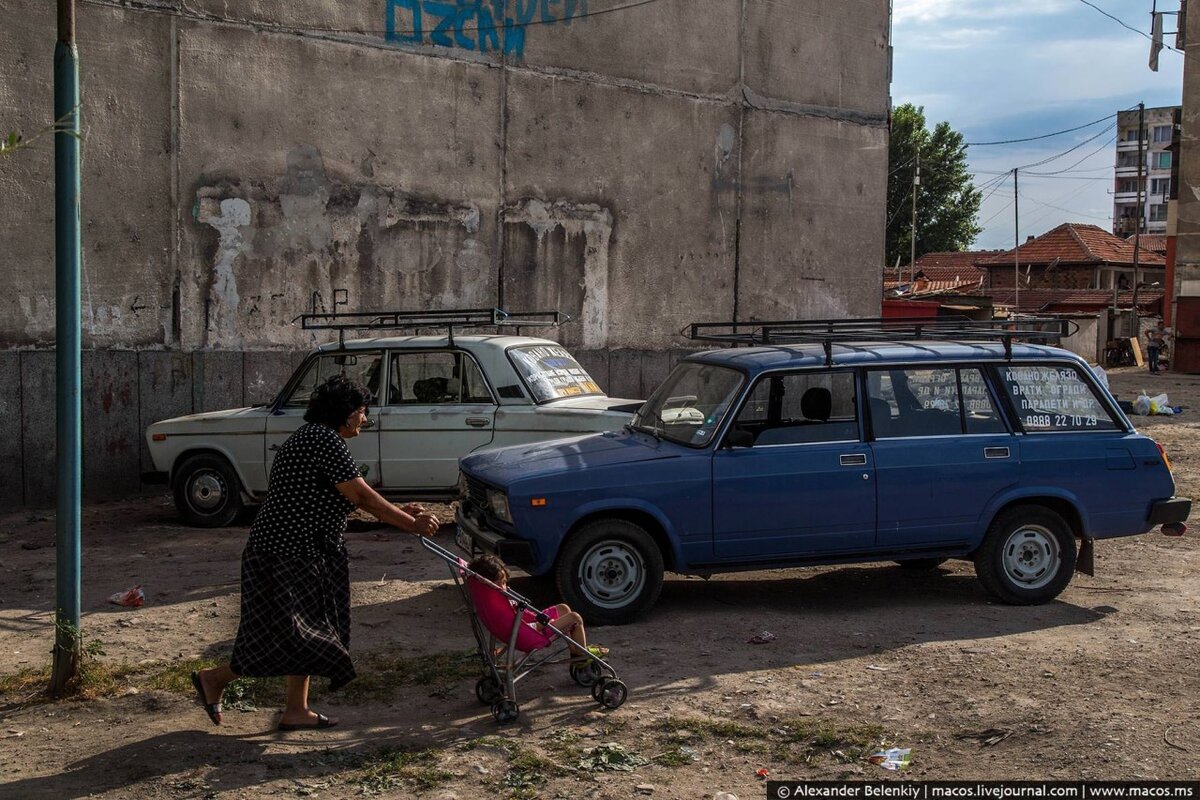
[1134,394,1152,416]
[108,585,144,608]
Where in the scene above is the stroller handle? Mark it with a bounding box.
[420,535,538,609]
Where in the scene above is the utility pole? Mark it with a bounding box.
[910,150,920,284]
[49,0,82,695]
[1013,168,1020,317]
[1130,102,1145,338]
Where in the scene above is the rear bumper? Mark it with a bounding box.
[454,505,537,569]
[1149,497,1191,524]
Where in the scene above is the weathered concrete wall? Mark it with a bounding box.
[1,0,890,507]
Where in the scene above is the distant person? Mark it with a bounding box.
[1146,326,1165,374]
[190,375,439,731]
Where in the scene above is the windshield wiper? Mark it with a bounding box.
[626,418,662,441]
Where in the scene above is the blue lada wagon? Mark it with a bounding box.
[455,318,1191,625]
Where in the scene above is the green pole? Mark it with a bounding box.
[49,0,81,695]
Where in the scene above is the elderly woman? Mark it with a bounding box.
[191,375,439,730]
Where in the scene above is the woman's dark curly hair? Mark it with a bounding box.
[304,374,373,428]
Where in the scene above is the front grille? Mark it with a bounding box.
[464,474,489,510]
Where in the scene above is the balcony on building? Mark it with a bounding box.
[1116,138,1149,151]
[1113,191,1146,204]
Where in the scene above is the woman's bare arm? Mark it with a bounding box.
[336,477,439,536]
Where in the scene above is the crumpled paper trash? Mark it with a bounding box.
[747,631,776,644]
[108,585,144,608]
[868,747,912,771]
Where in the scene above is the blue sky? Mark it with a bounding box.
[891,0,1184,251]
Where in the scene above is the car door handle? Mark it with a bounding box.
[839,453,867,466]
[465,417,490,428]
[984,447,1010,459]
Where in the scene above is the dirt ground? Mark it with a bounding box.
[2,366,1200,800]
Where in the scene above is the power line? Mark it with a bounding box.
[964,113,1116,146]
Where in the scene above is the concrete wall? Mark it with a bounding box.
[0,0,891,508]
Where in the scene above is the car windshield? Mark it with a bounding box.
[508,345,604,403]
[631,362,744,447]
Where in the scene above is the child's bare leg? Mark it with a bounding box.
[550,611,587,656]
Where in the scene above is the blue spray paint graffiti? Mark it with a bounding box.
[386,0,589,57]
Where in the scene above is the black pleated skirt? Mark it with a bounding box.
[229,545,357,691]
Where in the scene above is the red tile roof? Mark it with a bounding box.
[978,223,1165,268]
[1136,234,1168,255]
[983,287,1165,314]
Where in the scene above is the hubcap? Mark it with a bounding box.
[189,472,226,512]
[1001,525,1060,589]
[577,540,646,610]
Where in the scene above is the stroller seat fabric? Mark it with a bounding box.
[467,577,559,652]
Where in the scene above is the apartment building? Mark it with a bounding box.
[1113,105,1181,236]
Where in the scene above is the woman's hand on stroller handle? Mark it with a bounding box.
[410,512,440,537]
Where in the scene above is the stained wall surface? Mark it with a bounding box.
[0,0,890,509]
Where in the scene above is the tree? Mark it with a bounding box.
[887,104,982,269]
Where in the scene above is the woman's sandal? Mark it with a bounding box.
[277,713,338,732]
[190,671,222,726]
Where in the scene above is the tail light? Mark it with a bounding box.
[1155,441,1173,472]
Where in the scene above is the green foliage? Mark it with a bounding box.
[887,103,983,268]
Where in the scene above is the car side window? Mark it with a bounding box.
[731,371,858,446]
[868,368,962,438]
[283,352,384,408]
[996,364,1118,432]
[388,352,493,405]
[960,368,1007,434]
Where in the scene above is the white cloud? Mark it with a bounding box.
[894,0,1074,25]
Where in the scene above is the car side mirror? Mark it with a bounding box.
[725,429,754,448]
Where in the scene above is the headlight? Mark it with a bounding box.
[487,489,512,523]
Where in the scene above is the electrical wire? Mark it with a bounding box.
[964,113,1116,146]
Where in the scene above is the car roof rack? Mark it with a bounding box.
[293,308,566,347]
[687,316,1073,365]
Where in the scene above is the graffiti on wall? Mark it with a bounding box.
[385,0,589,57]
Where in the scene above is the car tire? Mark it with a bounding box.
[895,558,948,570]
[973,506,1076,605]
[173,454,244,528]
[555,519,664,626]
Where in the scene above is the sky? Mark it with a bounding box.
[891,0,1185,251]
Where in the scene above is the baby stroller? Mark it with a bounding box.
[421,537,628,724]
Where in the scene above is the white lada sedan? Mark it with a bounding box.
[145,335,640,526]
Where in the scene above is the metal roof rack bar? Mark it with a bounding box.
[687,316,1073,364]
[293,308,565,346]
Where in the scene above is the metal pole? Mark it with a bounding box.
[1131,102,1145,339]
[1013,168,1020,317]
[910,151,919,284]
[49,0,82,695]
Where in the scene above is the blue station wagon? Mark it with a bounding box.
[455,319,1191,625]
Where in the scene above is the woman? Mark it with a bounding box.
[191,375,439,731]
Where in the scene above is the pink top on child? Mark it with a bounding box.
[467,577,560,652]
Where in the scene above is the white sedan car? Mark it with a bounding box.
[145,335,641,526]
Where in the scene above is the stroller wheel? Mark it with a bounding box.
[591,677,607,702]
[570,660,603,688]
[597,679,628,710]
[476,675,503,705]
[492,699,520,725]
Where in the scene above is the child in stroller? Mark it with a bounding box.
[467,554,608,665]
[418,537,627,724]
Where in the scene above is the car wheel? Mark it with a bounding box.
[973,506,1076,604]
[173,454,244,528]
[555,519,664,626]
[895,558,948,570]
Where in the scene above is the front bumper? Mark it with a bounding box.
[1149,497,1191,525]
[454,504,537,569]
